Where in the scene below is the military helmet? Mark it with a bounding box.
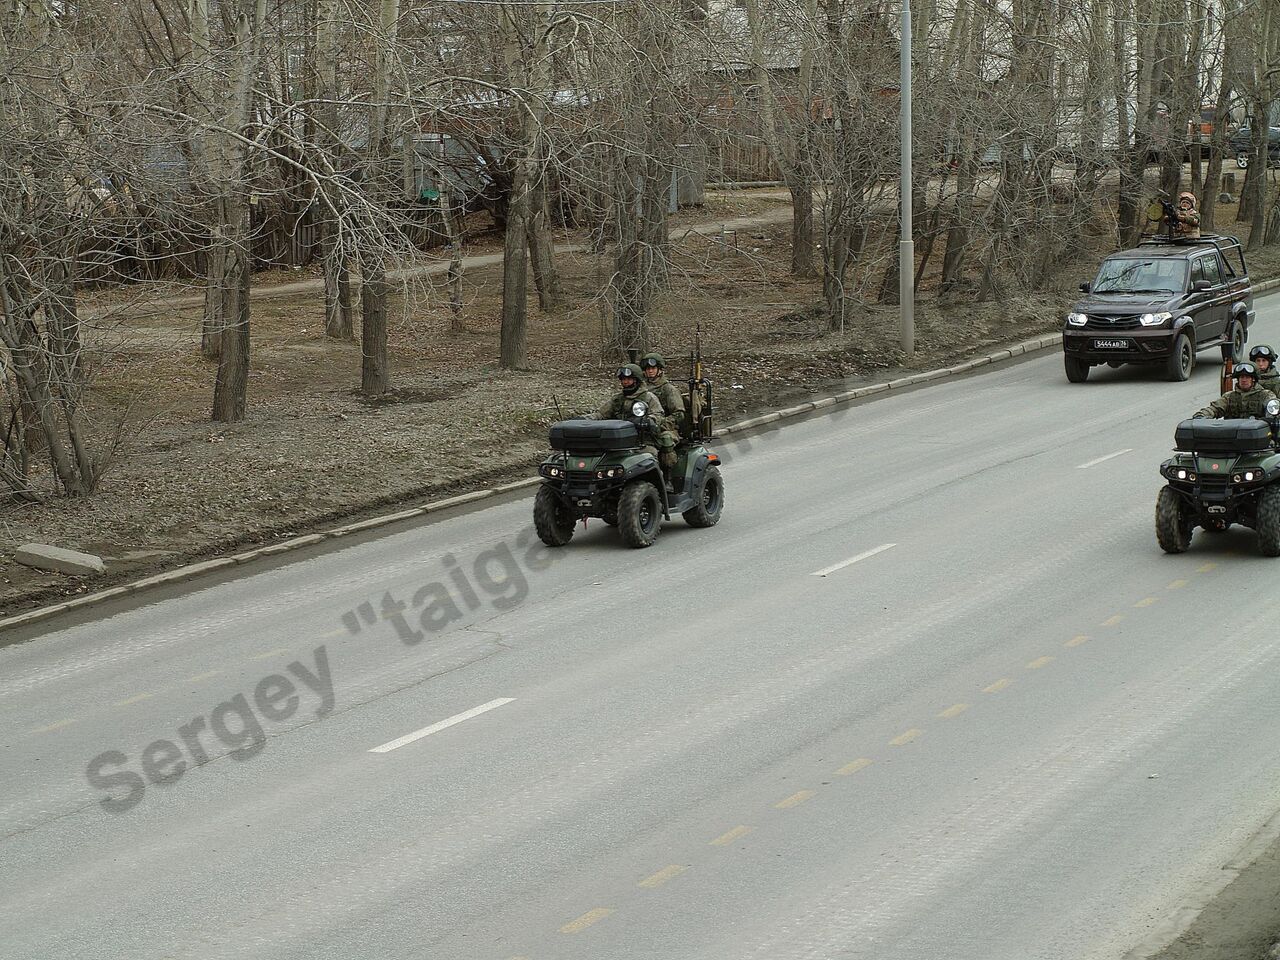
[640,353,665,369]
[1249,344,1277,364]
[617,365,641,394]
[1234,361,1259,381]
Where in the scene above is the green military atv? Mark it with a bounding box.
[1157,404,1280,555]
[533,373,724,549]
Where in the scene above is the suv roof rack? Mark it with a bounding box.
[1137,232,1242,249]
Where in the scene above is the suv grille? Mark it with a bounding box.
[1084,315,1142,330]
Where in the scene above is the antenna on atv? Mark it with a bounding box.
[553,394,564,421]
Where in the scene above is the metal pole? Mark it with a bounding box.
[899,0,914,357]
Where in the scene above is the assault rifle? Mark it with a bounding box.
[687,324,714,441]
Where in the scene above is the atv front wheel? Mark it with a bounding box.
[1064,355,1090,383]
[1166,333,1194,382]
[683,465,724,528]
[1257,486,1280,556]
[534,486,576,547]
[618,480,662,548]
[1155,486,1193,553]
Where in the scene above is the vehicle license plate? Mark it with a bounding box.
[1093,338,1128,349]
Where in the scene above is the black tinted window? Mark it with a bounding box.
[1200,255,1222,284]
[1190,259,1204,283]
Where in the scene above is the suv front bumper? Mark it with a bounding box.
[1062,327,1176,363]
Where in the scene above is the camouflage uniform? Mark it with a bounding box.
[1259,366,1280,394]
[1194,384,1277,419]
[593,387,679,463]
[640,352,690,438]
[1173,191,1201,240]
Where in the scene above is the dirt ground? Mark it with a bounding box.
[1149,827,1280,960]
[2,191,1276,617]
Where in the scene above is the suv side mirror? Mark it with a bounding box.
[1079,281,1091,293]
[1191,279,1212,292]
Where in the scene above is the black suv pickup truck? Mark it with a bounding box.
[1061,234,1254,383]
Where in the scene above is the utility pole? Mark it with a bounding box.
[899,0,914,357]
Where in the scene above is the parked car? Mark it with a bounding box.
[1061,234,1254,383]
[1229,124,1280,168]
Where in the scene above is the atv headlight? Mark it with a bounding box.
[541,464,563,478]
[1175,468,1188,480]
[1245,470,1261,482]
[630,400,649,417]
[1140,311,1173,326]
[1067,312,1088,326]
[1267,399,1280,417]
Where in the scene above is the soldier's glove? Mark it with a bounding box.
[660,449,678,468]
[1192,413,1207,419]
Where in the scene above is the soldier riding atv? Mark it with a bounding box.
[533,344,724,549]
[1156,396,1280,555]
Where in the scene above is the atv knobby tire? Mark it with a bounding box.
[618,480,662,548]
[1257,486,1280,556]
[683,465,724,528]
[1155,485,1193,553]
[1064,355,1090,383]
[534,485,576,546]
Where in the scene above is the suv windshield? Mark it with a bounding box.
[1092,257,1186,294]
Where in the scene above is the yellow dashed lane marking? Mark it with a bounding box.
[775,790,816,809]
[1026,656,1054,670]
[1065,635,1090,648]
[984,678,1013,694]
[890,728,923,746]
[638,864,687,889]
[115,693,154,707]
[939,703,969,719]
[1197,562,1218,573]
[1101,615,1125,627]
[32,718,77,734]
[1134,597,1157,608]
[837,758,874,776]
[187,670,222,683]
[249,647,289,660]
[709,825,752,846]
[560,908,613,933]
[1168,579,1188,590]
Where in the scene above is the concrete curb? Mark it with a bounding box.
[0,321,1210,635]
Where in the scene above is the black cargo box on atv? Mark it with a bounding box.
[549,419,639,451]
[1174,418,1273,454]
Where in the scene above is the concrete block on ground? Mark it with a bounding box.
[15,544,105,576]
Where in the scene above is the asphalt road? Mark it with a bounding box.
[5,295,1280,960]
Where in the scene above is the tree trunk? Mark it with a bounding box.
[500,165,530,370]
[358,0,401,395]
[212,207,251,421]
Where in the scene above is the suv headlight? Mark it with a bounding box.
[1140,311,1173,326]
[1067,312,1088,326]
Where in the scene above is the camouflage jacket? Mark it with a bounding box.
[1259,368,1280,393]
[646,376,685,415]
[1195,384,1277,419]
[592,389,677,450]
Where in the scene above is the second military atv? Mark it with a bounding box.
[533,372,723,549]
[1156,404,1280,555]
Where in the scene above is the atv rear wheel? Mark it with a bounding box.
[1257,486,1280,556]
[1223,321,1246,362]
[534,486,576,546]
[618,480,662,548]
[1064,355,1090,383]
[1166,333,1194,382]
[682,465,724,528]
[1155,486,1193,553]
